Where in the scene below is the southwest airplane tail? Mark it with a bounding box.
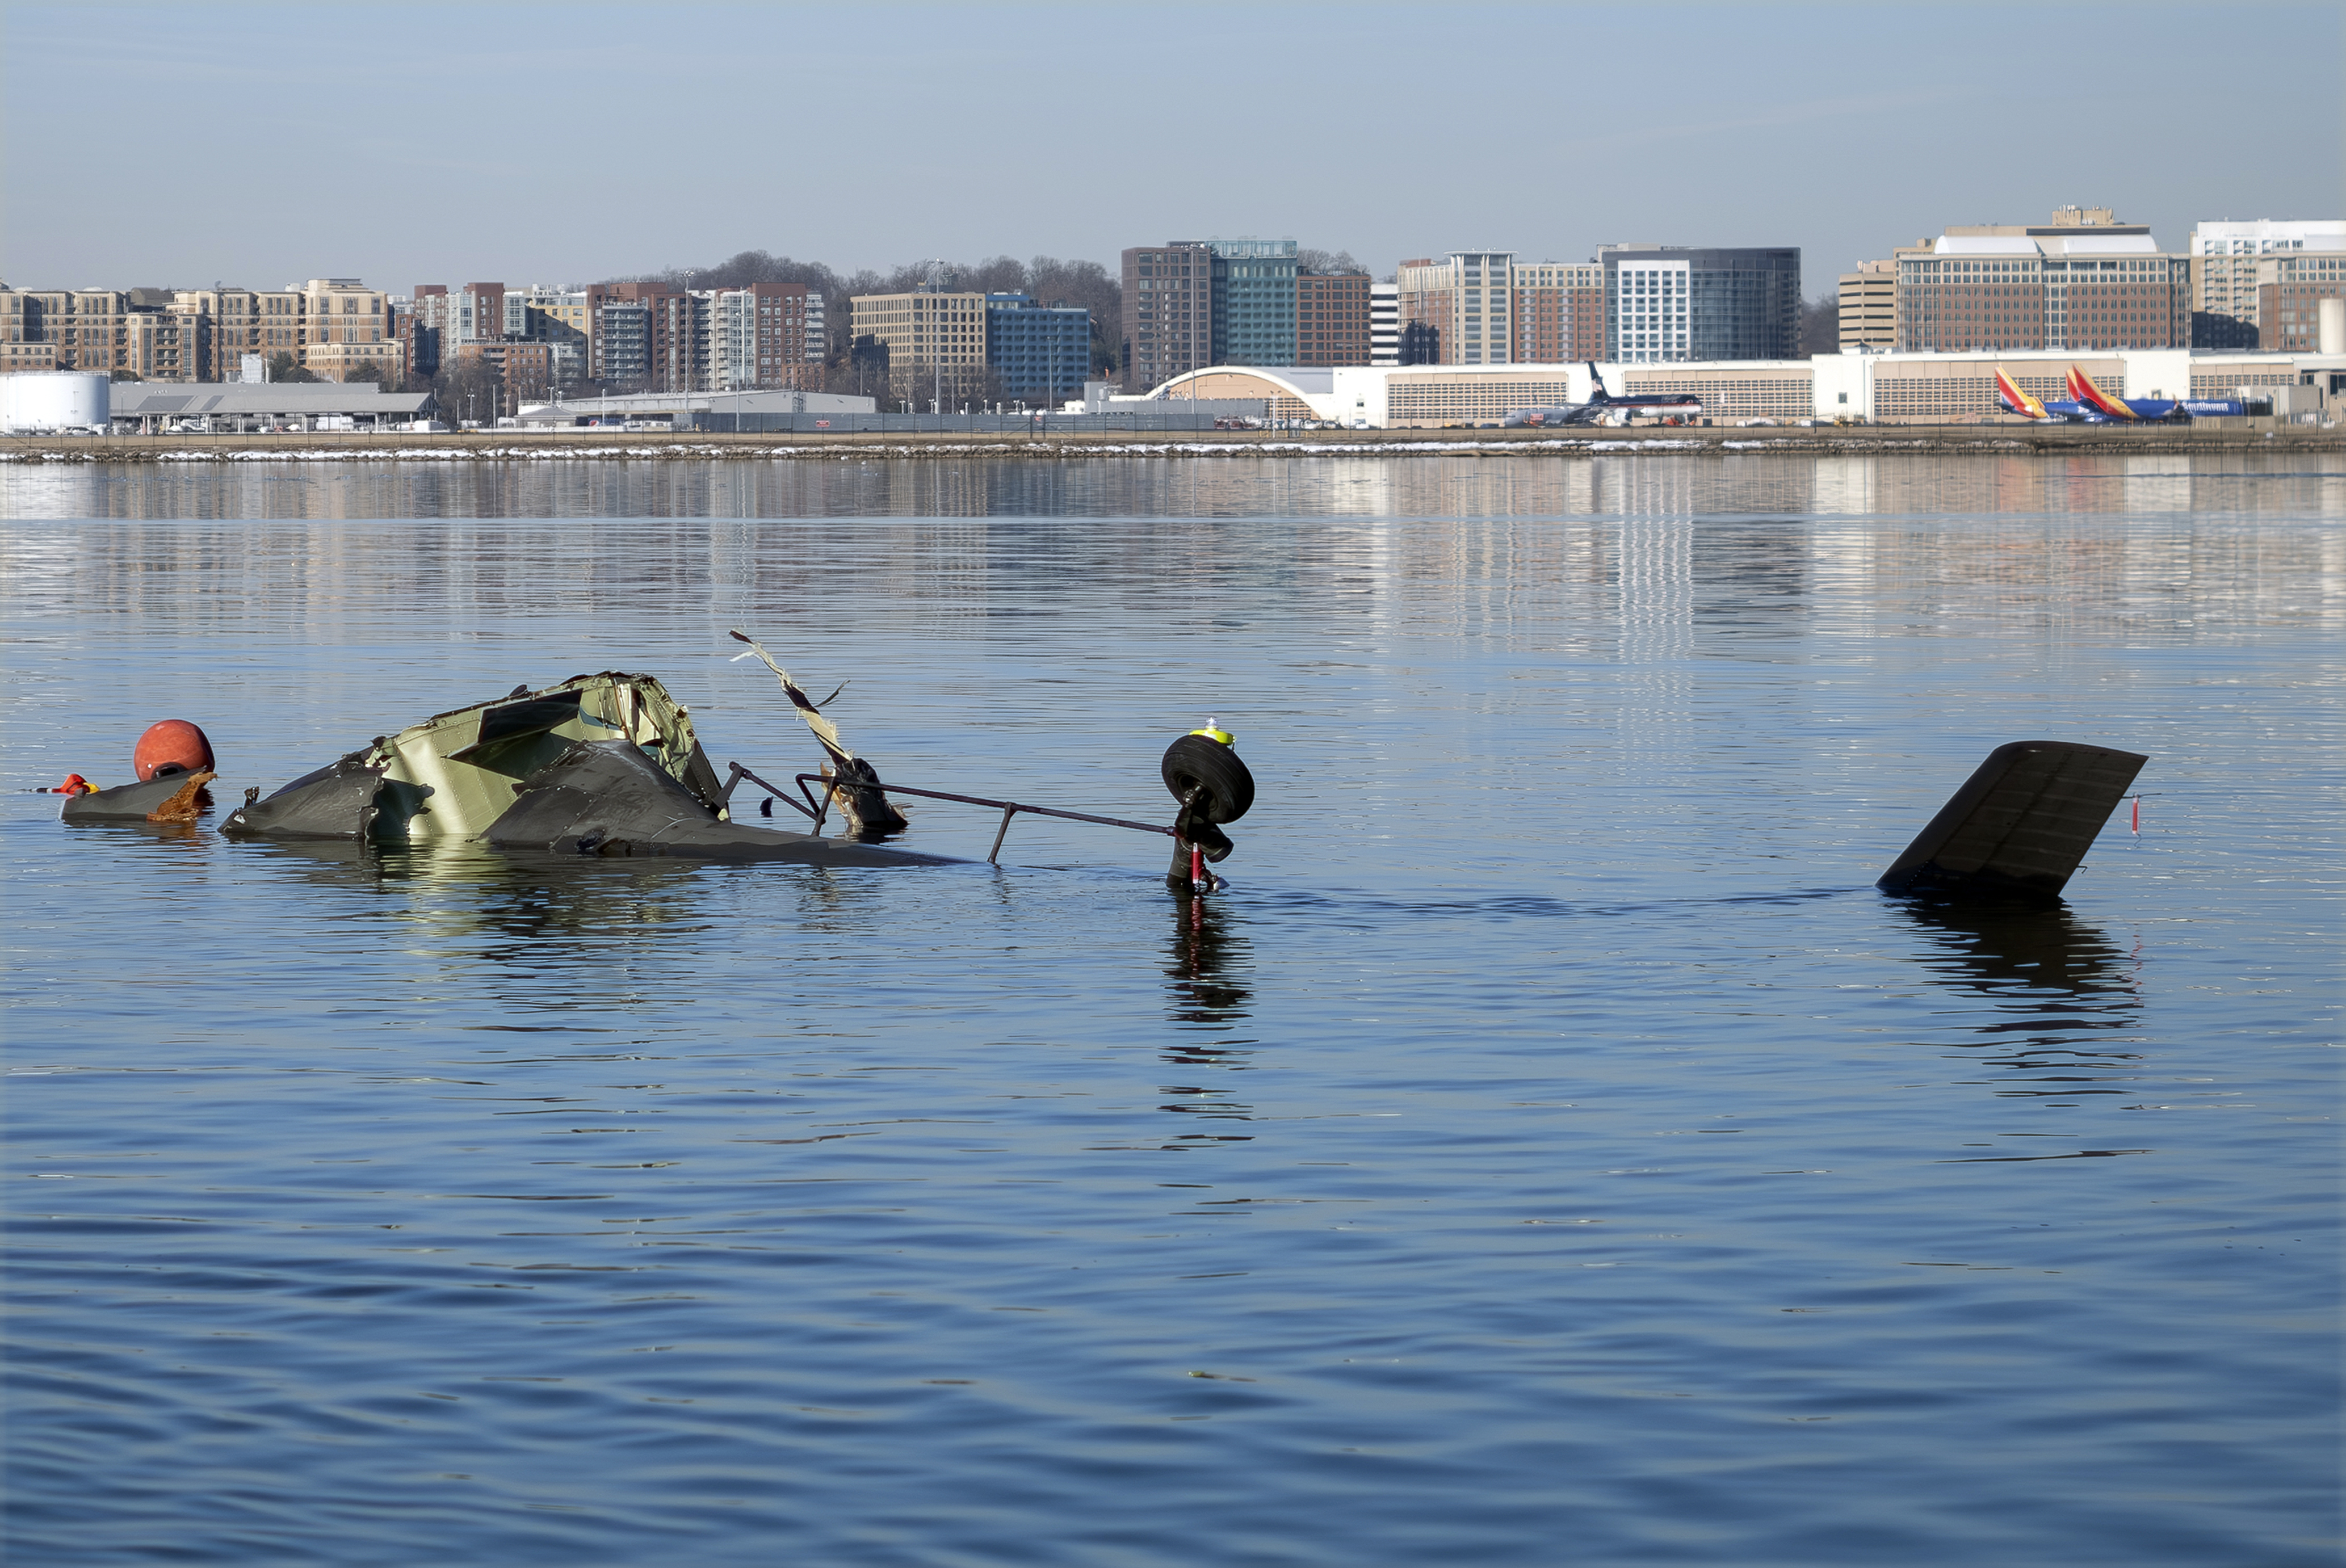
[1995,365,2053,420]
[2067,365,2185,422]
[2067,365,2137,420]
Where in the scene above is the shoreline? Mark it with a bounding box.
[3,422,2339,464]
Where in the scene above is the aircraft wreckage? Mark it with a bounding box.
[54,632,2146,904]
[56,632,1258,892]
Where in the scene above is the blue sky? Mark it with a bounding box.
[3,1,2336,297]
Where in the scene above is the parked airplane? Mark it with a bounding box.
[2066,365,2182,422]
[1503,366,1705,427]
[1997,364,2247,423]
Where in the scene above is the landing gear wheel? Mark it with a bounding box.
[1161,735,1254,825]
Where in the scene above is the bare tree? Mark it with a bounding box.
[433,356,504,426]
[622,246,1135,386]
[1296,248,1363,276]
[1797,292,1840,356]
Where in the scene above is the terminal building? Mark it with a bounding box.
[1141,342,2341,430]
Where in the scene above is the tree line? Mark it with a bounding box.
[628,249,1126,394]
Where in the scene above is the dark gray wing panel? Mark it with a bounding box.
[222,756,389,840]
[1877,741,2147,900]
[60,776,209,821]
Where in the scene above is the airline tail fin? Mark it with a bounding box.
[2069,365,2136,419]
[1995,365,2050,420]
[1587,363,1611,403]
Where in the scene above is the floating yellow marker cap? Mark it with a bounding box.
[1189,716,1234,747]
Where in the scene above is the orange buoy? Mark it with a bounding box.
[134,720,215,781]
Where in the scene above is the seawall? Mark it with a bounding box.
[3,422,2339,464]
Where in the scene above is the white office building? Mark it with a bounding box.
[2190,218,2346,344]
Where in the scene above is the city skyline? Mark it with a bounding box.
[4,2,2335,297]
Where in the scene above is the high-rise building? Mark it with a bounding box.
[598,282,698,392]
[593,296,652,388]
[1295,270,1370,367]
[402,282,505,378]
[1843,209,2189,356]
[118,297,197,381]
[1600,246,1799,363]
[502,284,595,385]
[1895,219,2186,355]
[2256,250,2346,354]
[1121,238,1300,385]
[985,293,1090,403]
[171,287,304,380]
[267,278,399,382]
[1208,238,1298,366]
[1837,258,1898,351]
[1370,283,1397,367]
[1509,263,1605,364]
[1396,251,1514,365]
[1122,242,1211,391]
[850,287,989,408]
[2190,219,2346,347]
[698,282,816,391]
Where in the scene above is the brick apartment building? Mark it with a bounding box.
[1509,263,1605,364]
[2257,250,2346,352]
[1122,242,1212,390]
[1295,271,1371,367]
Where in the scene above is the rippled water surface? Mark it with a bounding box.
[3,455,2340,1565]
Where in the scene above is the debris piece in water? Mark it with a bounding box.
[1161,725,1254,893]
[227,672,725,844]
[1877,741,2147,902]
[134,720,215,782]
[145,770,216,823]
[221,672,941,867]
[728,630,907,837]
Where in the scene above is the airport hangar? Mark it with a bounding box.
[1145,351,2340,427]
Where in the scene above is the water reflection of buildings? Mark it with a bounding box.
[1900,899,2146,1126]
[6,456,2337,703]
[7,452,2341,529]
[1158,895,1257,1142]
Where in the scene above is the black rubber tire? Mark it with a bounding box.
[1161,735,1255,824]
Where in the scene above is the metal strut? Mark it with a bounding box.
[723,762,1180,861]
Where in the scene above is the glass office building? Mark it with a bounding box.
[1208,239,1298,367]
[984,293,1091,403]
[1600,246,1801,364]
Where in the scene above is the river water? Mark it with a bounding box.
[3,453,2339,1565]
